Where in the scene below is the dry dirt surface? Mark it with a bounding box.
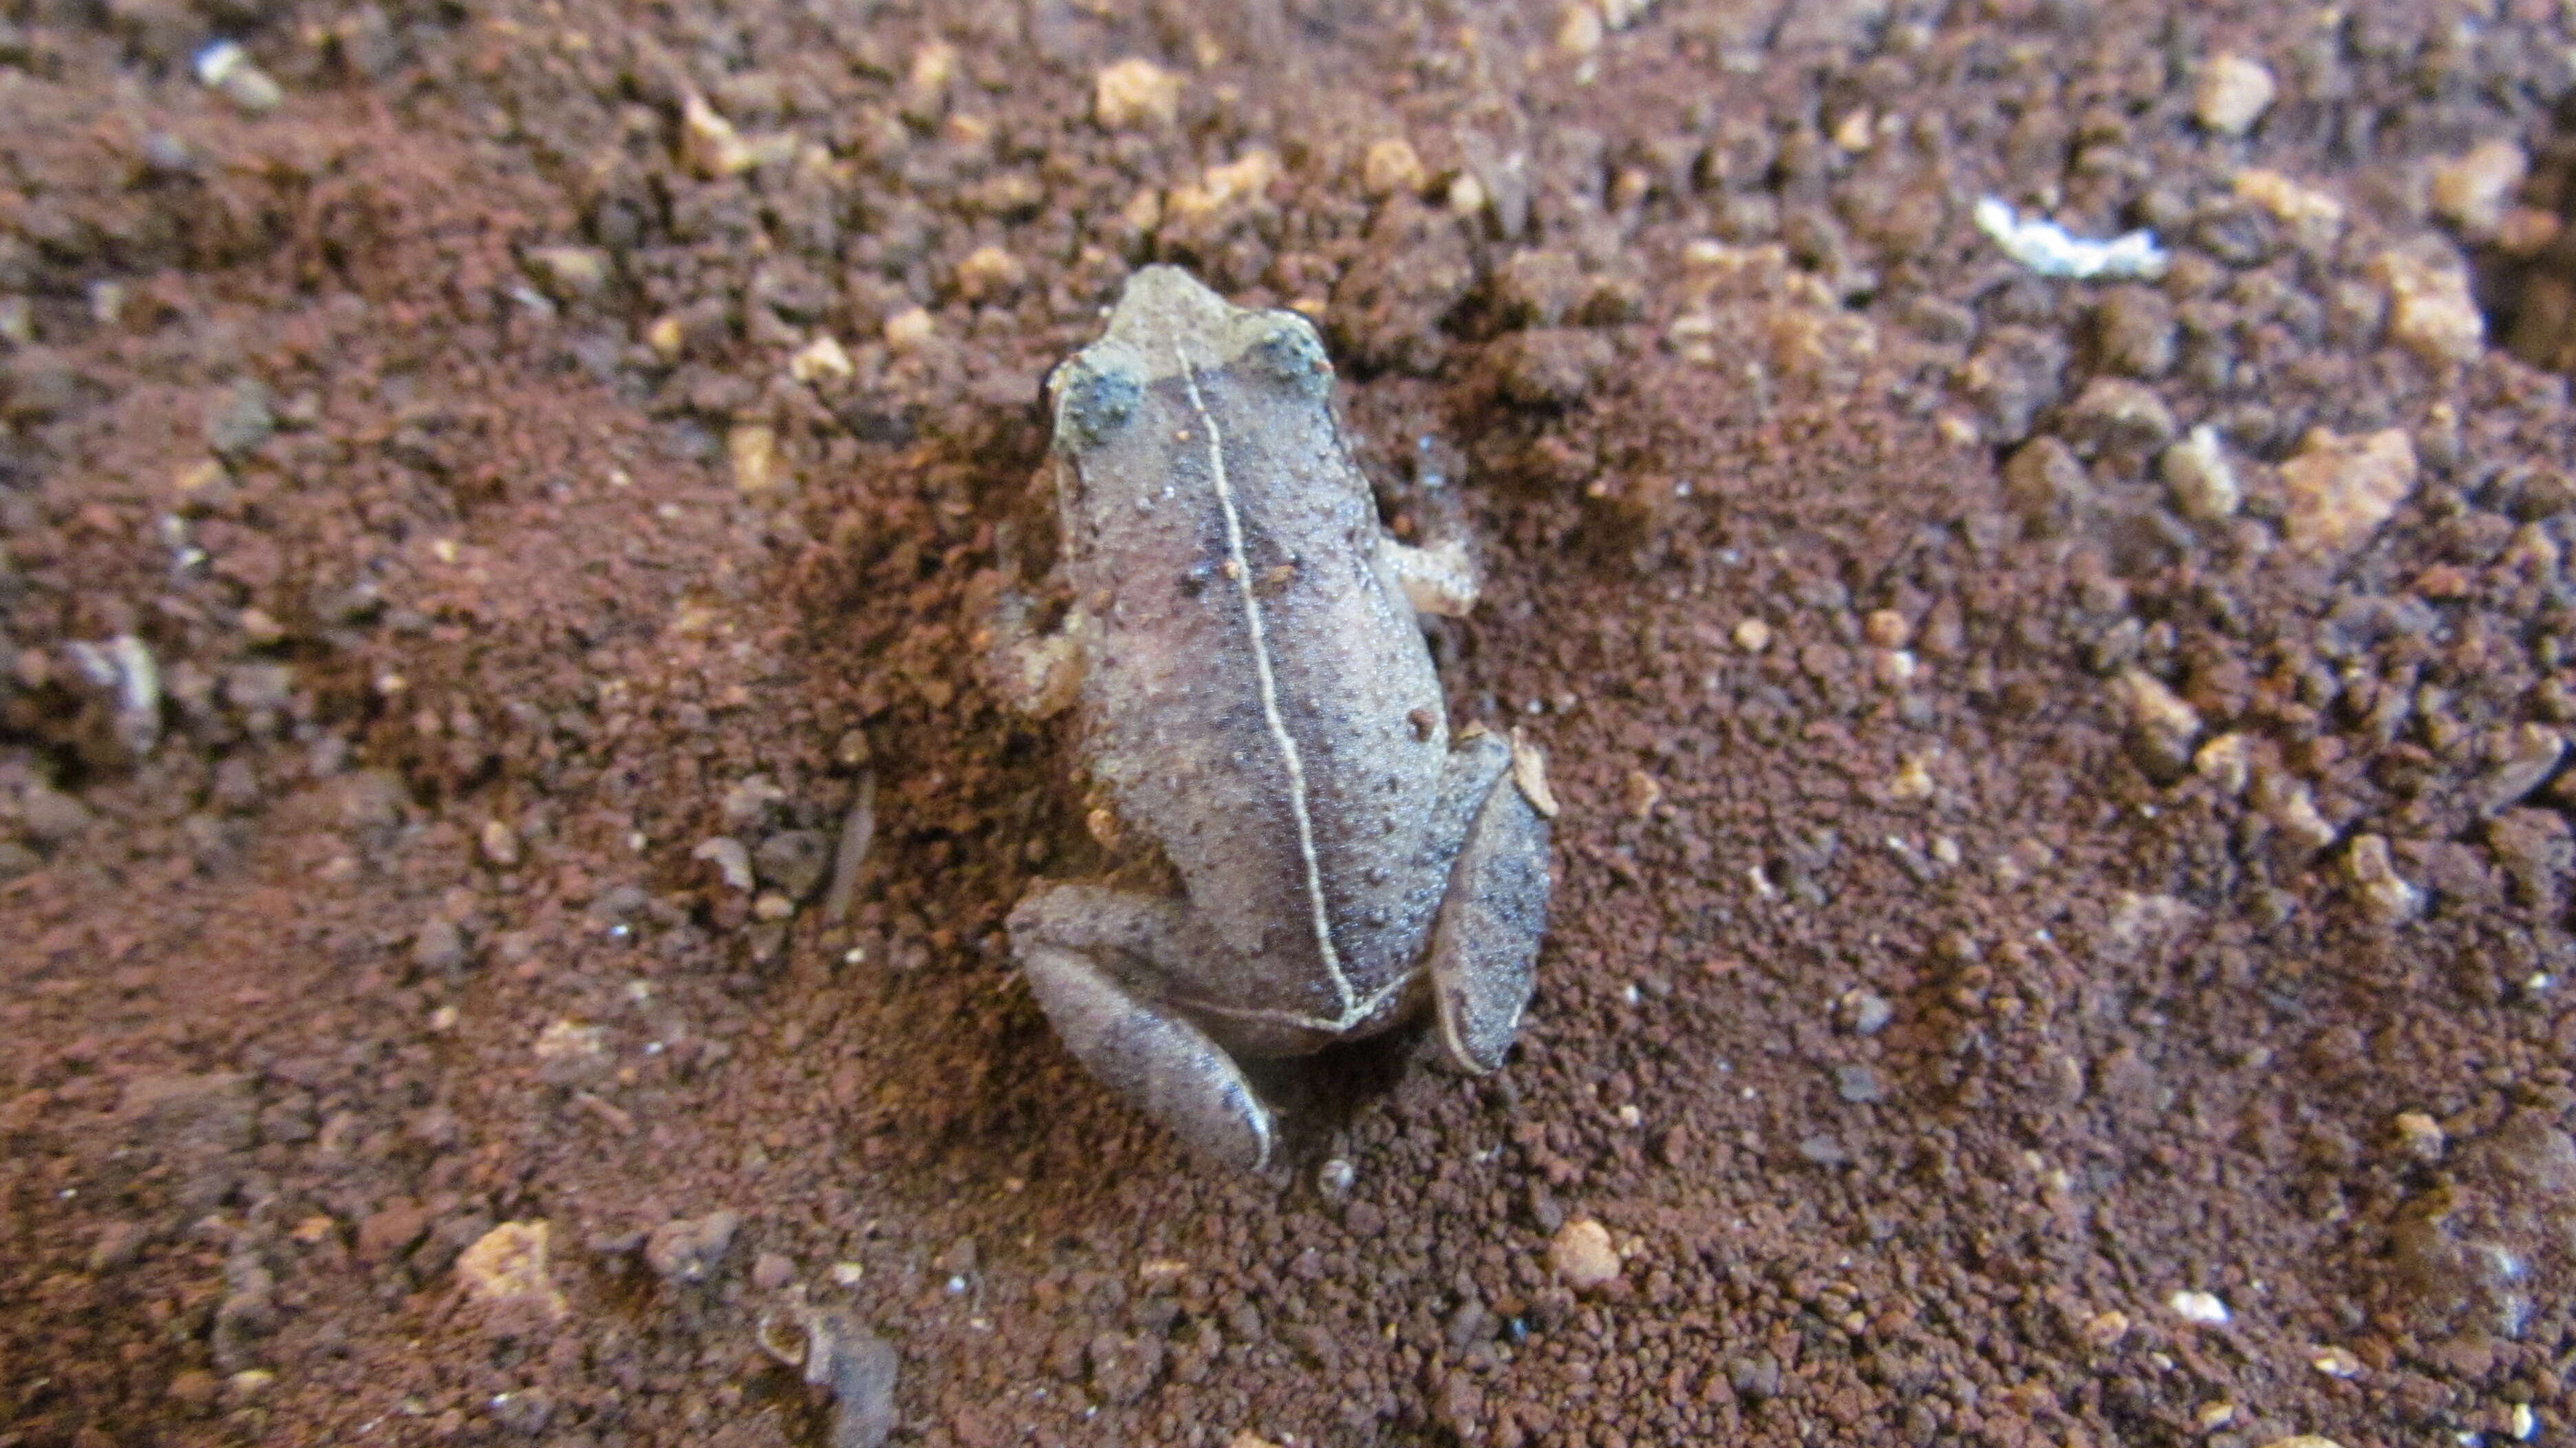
[8,1,2576,1445]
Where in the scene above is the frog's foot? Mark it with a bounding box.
[1377,535,1478,619]
[1425,734,1554,1072]
[1010,888,1273,1170]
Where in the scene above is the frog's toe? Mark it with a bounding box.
[1018,943,1274,1171]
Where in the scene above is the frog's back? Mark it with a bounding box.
[1048,269,1453,1028]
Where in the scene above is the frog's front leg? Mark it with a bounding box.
[1377,534,1478,619]
[969,569,1086,721]
[1007,884,1274,1170]
[1422,731,1555,1072]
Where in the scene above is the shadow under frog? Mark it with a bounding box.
[980,266,1554,1171]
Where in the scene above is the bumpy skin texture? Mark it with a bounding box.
[992,267,1553,1171]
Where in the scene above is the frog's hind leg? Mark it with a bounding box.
[1009,884,1274,1171]
[1424,733,1554,1073]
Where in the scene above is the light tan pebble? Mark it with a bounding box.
[1095,58,1180,130]
[2432,139,2528,235]
[2370,248,2484,365]
[1548,1217,1620,1290]
[1556,2,1604,56]
[681,93,753,178]
[1165,151,1278,224]
[2162,424,2241,521]
[1362,138,1426,198]
[2232,169,2343,247]
[2193,734,2252,795]
[2393,1110,2446,1160]
[2258,775,2338,854]
[645,315,686,361]
[226,1369,275,1401]
[524,245,609,301]
[1447,170,1489,218]
[1732,617,1772,652]
[1622,770,1662,820]
[1889,755,1934,800]
[2343,835,2423,924]
[479,818,521,866]
[727,424,781,494]
[2279,427,2417,553]
[2112,668,2202,750]
[790,335,853,383]
[954,245,1026,303]
[455,1222,568,1321]
[2194,53,2275,136]
[883,307,936,354]
[906,41,958,102]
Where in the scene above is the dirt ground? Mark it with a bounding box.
[7,0,2576,1444]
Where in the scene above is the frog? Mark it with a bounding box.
[978,265,1555,1171]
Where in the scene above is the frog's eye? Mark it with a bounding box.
[1055,359,1141,447]
[1238,315,1331,398]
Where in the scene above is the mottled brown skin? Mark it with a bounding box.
[989,267,1553,1171]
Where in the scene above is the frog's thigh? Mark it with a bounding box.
[1009,884,1274,1171]
[1425,758,1553,1074]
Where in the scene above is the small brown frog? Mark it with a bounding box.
[983,266,1554,1170]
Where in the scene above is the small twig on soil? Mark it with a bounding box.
[822,771,877,926]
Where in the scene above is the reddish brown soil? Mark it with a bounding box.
[7,2,2576,1446]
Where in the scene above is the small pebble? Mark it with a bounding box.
[411,916,467,973]
[195,40,283,114]
[1837,990,1893,1036]
[455,1221,568,1323]
[2063,376,2176,456]
[2193,53,2275,136]
[692,836,755,892]
[1547,1217,1620,1290]
[728,423,781,494]
[2167,1289,2229,1325]
[524,246,609,301]
[954,245,1025,303]
[1362,138,1426,198]
[1094,58,1179,130]
[644,1209,742,1285]
[2280,426,2417,554]
[1317,1158,1356,1197]
[883,308,936,354]
[1833,1063,1885,1103]
[204,378,275,460]
[752,1251,795,1290]
[2342,834,2423,924]
[2386,1109,2445,1158]
[2161,424,2241,522]
[2431,139,2528,236]
[2370,248,2484,365]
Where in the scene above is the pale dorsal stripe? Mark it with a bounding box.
[1174,348,1357,1021]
